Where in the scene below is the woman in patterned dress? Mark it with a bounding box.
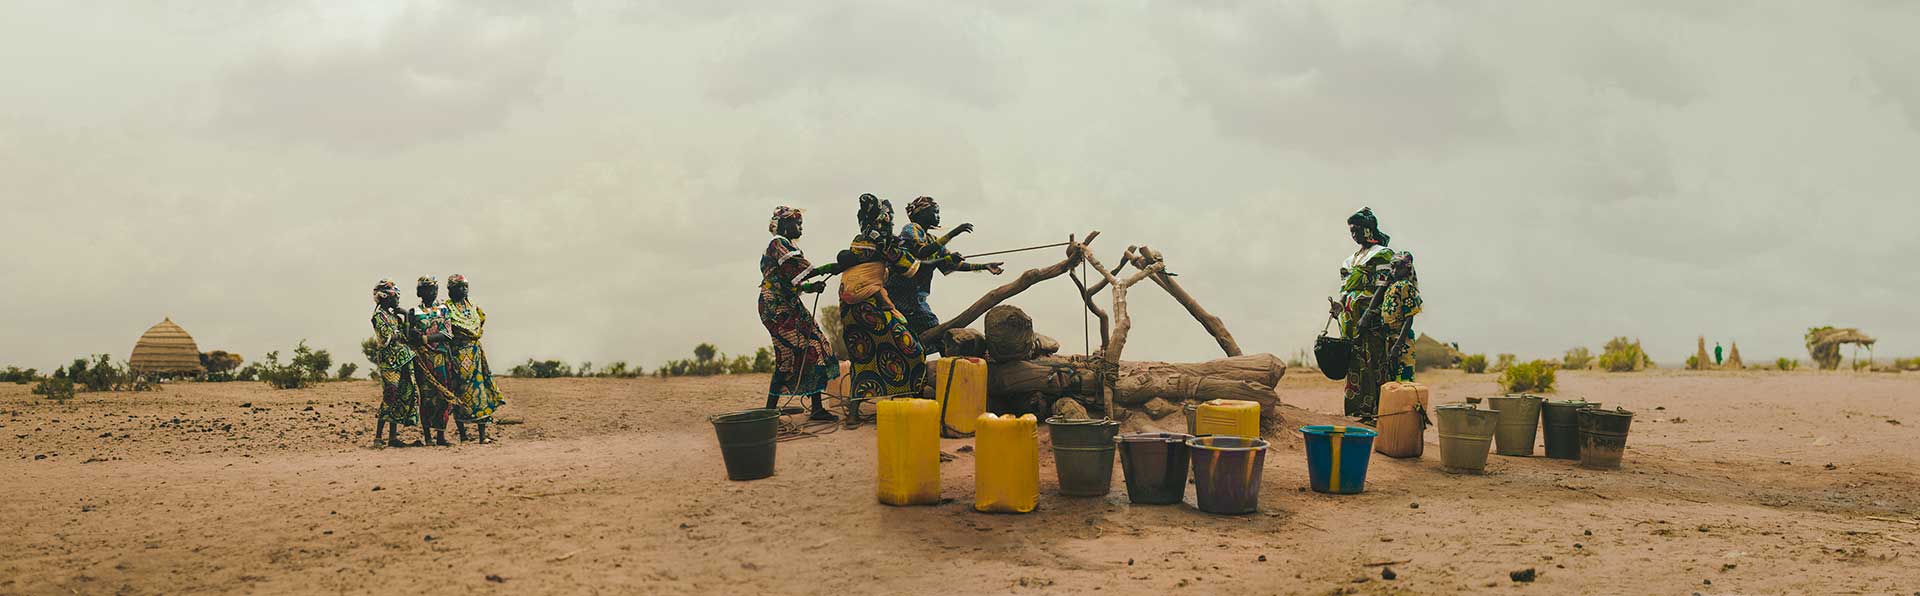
[758,207,840,420]
[370,280,421,447]
[447,274,505,443]
[1332,207,1396,420]
[803,194,929,402]
[409,276,459,446]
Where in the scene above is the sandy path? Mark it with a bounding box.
[3,371,1918,595]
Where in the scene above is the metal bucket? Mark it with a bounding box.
[1187,436,1269,514]
[1541,400,1599,460]
[1046,417,1120,497]
[709,409,780,481]
[1434,404,1498,473]
[1488,395,1544,456]
[1117,433,1192,505]
[1577,408,1634,470]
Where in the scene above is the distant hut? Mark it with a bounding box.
[130,317,205,375]
[1725,342,1744,369]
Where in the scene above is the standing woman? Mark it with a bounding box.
[758,207,840,420]
[806,194,929,402]
[447,274,505,443]
[1375,252,1422,384]
[370,280,421,447]
[1332,207,1396,420]
[410,276,458,446]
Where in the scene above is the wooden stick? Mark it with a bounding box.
[1131,246,1242,357]
[1084,248,1164,420]
[1866,516,1920,526]
[916,231,1098,347]
[1067,268,1110,351]
[1362,560,1410,567]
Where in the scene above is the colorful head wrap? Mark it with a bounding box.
[1391,251,1416,281]
[373,279,400,301]
[905,196,937,217]
[769,206,804,235]
[448,274,468,288]
[857,193,894,236]
[1347,207,1390,246]
[417,275,438,288]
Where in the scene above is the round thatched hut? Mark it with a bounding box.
[130,317,205,375]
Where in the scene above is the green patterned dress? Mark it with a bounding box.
[371,309,420,426]
[1339,244,1395,418]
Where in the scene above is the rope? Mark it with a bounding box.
[964,241,1071,259]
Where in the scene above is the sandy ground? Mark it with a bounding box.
[4,369,1919,595]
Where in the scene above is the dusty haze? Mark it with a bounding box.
[3,1,1917,373]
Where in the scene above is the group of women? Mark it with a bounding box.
[757,194,1003,421]
[370,275,506,447]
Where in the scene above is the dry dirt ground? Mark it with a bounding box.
[4,370,1919,595]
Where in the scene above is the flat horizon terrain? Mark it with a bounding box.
[4,369,1918,595]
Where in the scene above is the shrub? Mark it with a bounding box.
[1563,347,1594,370]
[336,363,358,380]
[1492,354,1516,372]
[289,340,332,383]
[1685,355,1699,370]
[1462,354,1488,374]
[1776,357,1799,371]
[1894,357,1920,372]
[510,360,572,378]
[1,366,37,384]
[235,363,261,382]
[591,361,645,378]
[1599,338,1649,373]
[753,348,775,374]
[32,376,75,401]
[257,350,310,390]
[1498,360,1558,393]
[199,350,245,381]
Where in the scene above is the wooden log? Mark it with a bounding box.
[916,231,1098,347]
[1130,246,1242,357]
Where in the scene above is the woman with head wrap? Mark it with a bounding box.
[446,274,505,443]
[1375,252,1422,384]
[409,276,459,446]
[758,206,841,420]
[798,194,930,403]
[886,196,1005,342]
[1329,207,1397,420]
[370,280,422,447]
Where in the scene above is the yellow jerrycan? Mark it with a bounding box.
[934,357,989,438]
[973,414,1039,513]
[1194,399,1262,439]
[1374,382,1429,458]
[876,398,941,506]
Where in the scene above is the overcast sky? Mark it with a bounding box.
[3,1,1917,373]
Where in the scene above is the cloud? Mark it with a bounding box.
[213,1,575,150]
[1153,2,1505,160]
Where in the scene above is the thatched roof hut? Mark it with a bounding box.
[130,317,205,375]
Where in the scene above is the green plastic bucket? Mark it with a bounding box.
[1047,417,1120,497]
[1577,407,1635,470]
[1434,404,1498,473]
[1541,400,1599,460]
[710,409,780,481]
[1488,395,1544,456]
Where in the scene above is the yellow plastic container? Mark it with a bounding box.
[1194,399,1262,439]
[876,398,942,506]
[973,414,1039,513]
[934,357,989,437]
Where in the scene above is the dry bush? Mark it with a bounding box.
[1498,360,1558,393]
